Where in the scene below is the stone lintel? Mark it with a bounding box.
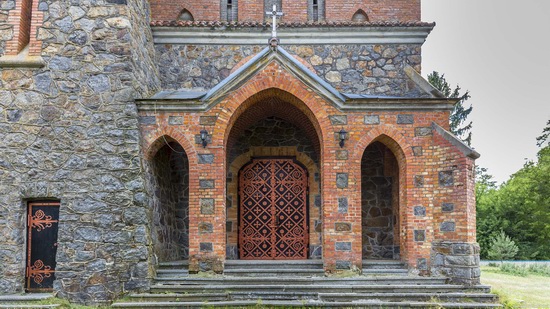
[152,26,434,45]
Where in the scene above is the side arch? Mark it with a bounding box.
[148,137,191,261]
[143,131,197,165]
[353,126,414,164]
[354,127,414,262]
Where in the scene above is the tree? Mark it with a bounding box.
[488,231,519,262]
[477,121,550,259]
[536,119,550,147]
[428,71,473,146]
[475,166,500,258]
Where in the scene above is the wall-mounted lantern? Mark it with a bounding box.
[339,129,348,148]
[200,129,209,148]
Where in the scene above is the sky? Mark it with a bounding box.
[421,1,550,184]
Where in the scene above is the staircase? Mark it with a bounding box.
[112,260,501,308]
[0,293,58,308]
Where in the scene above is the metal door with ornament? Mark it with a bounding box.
[239,158,309,259]
[26,201,60,292]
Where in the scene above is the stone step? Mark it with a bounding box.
[112,299,502,308]
[157,260,189,269]
[318,292,498,303]
[153,276,448,286]
[125,291,497,303]
[362,259,408,269]
[223,268,325,277]
[155,269,189,278]
[224,259,324,270]
[0,294,59,308]
[150,283,492,294]
[362,268,409,275]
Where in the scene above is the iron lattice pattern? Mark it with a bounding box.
[239,158,308,259]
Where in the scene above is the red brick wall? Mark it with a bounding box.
[150,0,420,22]
[149,0,220,21]
[238,0,263,22]
[4,0,43,56]
[326,0,420,22]
[282,0,308,23]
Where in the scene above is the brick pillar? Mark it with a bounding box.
[188,138,226,273]
[4,0,43,56]
[322,131,362,273]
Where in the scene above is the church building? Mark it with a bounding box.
[0,0,482,304]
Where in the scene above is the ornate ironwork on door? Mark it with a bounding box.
[26,201,60,292]
[239,158,309,259]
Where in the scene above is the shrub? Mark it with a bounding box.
[488,231,519,262]
[499,263,528,277]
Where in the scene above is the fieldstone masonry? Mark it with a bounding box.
[155,44,427,97]
[0,0,160,304]
[431,242,481,285]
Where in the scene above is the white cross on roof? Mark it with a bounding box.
[266,4,283,39]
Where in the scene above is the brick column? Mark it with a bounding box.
[322,130,362,273]
[188,129,226,273]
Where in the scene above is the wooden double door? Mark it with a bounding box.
[238,158,309,259]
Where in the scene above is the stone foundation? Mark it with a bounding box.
[430,242,481,286]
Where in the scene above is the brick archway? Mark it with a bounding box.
[223,88,326,260]
[353,128,412,262]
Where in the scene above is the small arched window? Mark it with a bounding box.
[178,9,194,21]
[352,9,369,22]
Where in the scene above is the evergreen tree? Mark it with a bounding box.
[536,119,550,147]
[488,231,519,262]
[428,71,473,146]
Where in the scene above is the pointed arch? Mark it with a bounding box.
[178,8,194,21]
[223,88,325,159]
[355,127,413,262]
[144,132,197,165]
[352,9,369,22]
[149,136,190,261]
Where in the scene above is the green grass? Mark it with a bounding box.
[481,266,550,308]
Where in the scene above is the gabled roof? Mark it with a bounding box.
[202,46,346,106]
[138,45,458,112]
[432,122,480,159]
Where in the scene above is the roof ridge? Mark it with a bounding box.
[150,20,435,28]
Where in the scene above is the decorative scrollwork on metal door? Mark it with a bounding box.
[239,158,308,259]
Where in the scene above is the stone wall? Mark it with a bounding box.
[150,143,189,262]
[361,141,399,259]
[155,44,425,97]
[0,0,160,304]
[431,242,481,285]
[0,0,16,56]
[228,116,319,166]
